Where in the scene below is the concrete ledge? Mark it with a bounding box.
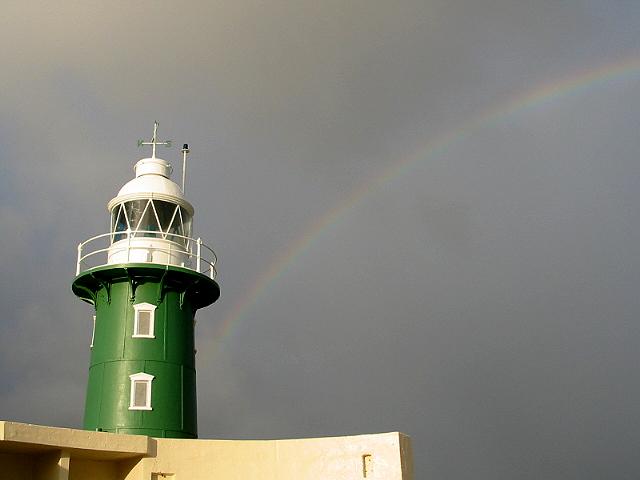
[0,421,150,459]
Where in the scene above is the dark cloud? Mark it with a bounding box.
[1,1,640,478]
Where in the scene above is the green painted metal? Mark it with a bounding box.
[72,264,219,438]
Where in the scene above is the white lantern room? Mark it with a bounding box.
[76,123,217,279]
[106,155,194,266]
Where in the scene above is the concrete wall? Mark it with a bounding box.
[34,451,70,480]
[0,452,33,480]
[126,432,411,480]
[69,459,119,480]
[0,450,71,480]
[0,422,413,480]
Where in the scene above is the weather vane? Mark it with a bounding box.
[138,121,172,158]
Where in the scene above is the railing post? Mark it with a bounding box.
[76,243,82,275]
[197,238,202,273]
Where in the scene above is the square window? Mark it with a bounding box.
[133,381,148,407]
[133,303,156,338]
[137,311,151,335]
[129,372,154,410]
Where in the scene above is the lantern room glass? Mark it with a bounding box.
[110,199,192,246]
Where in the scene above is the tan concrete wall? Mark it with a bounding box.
[399,432,414,479]
[125,432,409,480]
[34,451,69,480]
[69,459,119,480]
[0,452,34,480]
[0,450,71,480]
[1,422,412,480]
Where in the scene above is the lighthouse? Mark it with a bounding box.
[72,122,220,438]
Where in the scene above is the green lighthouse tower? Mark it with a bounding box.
[72,123,219,438]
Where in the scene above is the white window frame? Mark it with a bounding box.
[128,372,154,410]
[133,302,157,338]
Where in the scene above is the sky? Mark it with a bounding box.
[1,1,640,478]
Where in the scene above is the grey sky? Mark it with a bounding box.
[2,1,640,478]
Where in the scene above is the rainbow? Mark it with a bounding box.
[209,55,640,353]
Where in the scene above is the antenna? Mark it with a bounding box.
[138,121,172,158]
[181,144,189,193]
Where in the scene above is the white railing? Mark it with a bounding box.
[76,230,217,279]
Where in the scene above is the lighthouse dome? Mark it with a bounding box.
[117,165,184,198]
[107,157,194,215]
